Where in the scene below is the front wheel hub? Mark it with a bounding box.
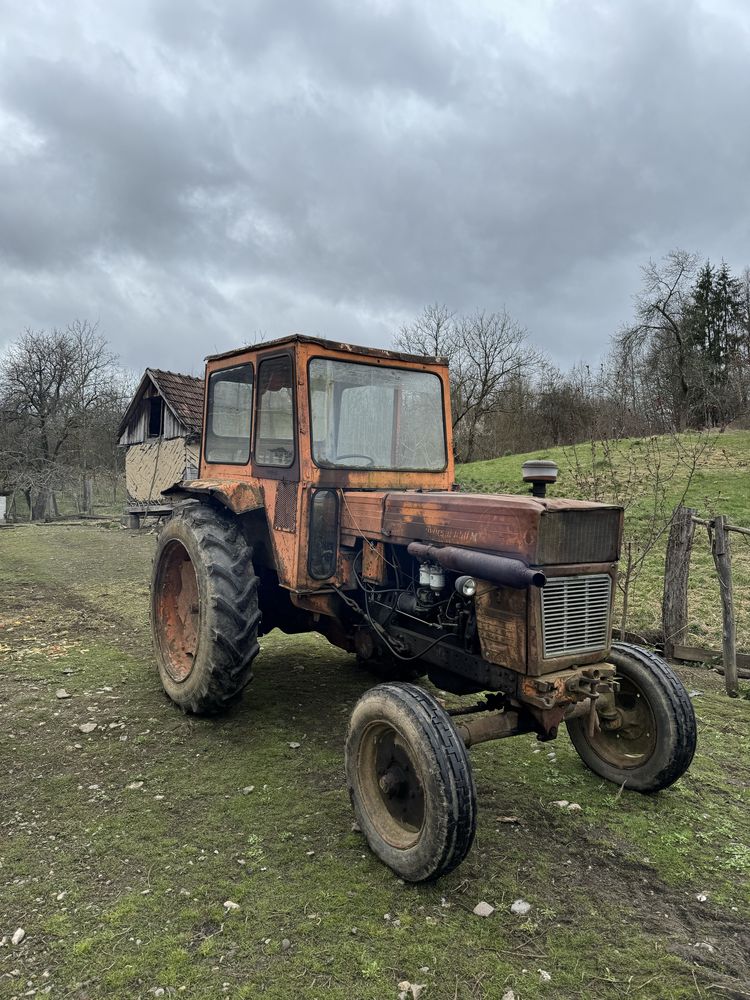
[379,765,408,797]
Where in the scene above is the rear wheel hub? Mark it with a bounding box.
[156,540,200,682]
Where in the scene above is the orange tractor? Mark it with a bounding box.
[151,335,696,881]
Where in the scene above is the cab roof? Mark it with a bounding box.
[205,333,448,367]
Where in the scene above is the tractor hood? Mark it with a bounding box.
[340,490,623,567]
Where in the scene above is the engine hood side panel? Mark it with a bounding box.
[340,490,622,565]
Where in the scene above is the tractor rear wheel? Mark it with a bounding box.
[346,683,476,882]
[151,503,261,714]
[566,642,697,792]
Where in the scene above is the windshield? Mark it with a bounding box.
[309,358,447,471]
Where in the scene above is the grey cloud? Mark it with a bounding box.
[1,0,749,373]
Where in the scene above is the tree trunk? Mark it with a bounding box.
[31,488,51,522]
[82,476,93,514]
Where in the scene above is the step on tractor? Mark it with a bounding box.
[151,335,697,882]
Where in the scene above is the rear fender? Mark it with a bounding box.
[164,480,293,586]
[163,479,264,515]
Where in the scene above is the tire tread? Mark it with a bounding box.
[152,504,261,714]
[566,641,697,792]
[347,682,476,881]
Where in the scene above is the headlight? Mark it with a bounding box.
[455,575,477,598]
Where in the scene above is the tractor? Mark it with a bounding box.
[151,334,696,882]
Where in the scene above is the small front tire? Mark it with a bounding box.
[346,683,477,882]
[566,642,697,792]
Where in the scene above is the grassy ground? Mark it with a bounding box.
[458,430,750,652]
[2,524,750,999]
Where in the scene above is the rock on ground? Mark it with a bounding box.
[511,899,531,916]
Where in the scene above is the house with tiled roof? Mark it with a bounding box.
[117,368,204,524]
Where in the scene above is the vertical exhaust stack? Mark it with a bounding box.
[522,459,559,499]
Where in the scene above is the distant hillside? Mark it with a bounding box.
[457,430,750,653]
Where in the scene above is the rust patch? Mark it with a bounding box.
[520,663,616,711]
[155,540,199,682]
[361,542,387,584]
[475,585,527,671]
[164,479,264,514]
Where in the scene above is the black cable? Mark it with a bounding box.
[350,546,457,663]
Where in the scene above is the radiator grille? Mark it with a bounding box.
[541,574,612,658]
[538,508,621,564]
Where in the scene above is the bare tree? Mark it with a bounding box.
[617,250,700,431]
[396,305,542,462]
[0,321,120,519]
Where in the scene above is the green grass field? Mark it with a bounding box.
[458,429,750,652]
[2,523,750,999]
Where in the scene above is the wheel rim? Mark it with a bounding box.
[155,540,200,682]
[357,721,426,850]
[589,674,658,769]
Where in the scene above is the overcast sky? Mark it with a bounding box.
[1,0,749,375]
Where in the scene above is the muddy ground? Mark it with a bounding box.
[1,523,749,1000]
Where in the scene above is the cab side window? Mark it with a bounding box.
[255,356,295,467]
[205,364,253,465]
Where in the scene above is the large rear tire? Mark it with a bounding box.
[151,504,261,714]
[346,683,476,882]
[566,642,697,792]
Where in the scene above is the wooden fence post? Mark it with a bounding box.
[711,515,738,697]
[662,506,696,661]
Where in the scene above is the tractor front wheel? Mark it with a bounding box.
[151,503,261,714]
[346,683,476,882]
[566,642,697,792]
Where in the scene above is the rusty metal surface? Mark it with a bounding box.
[198,339,455,595]
[407,541,545,588]
[163,479,264,514]
[273,480,298,532]
[385,491,541,555]
[154,539,200,682]
[474,585,527,671]
[361,541,387,584]
[454,710,530,747]
[341,490,621,566]
[520,663,616,710]
[205,332,450,367]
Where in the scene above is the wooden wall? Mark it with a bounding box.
[125,438,200,503]
[119,383,188,446]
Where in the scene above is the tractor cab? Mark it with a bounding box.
[174,335,455,594]
[201,334,453,490]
